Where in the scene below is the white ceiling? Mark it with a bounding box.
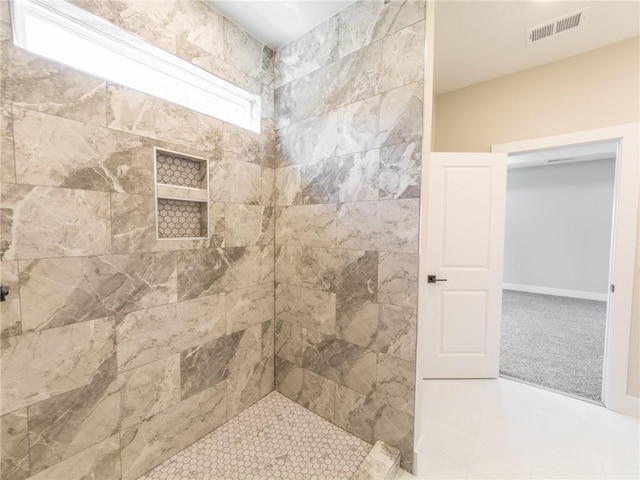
[434,1,640,95]
[208,1,354,50]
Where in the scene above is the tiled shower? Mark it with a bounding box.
[0,0,425,478]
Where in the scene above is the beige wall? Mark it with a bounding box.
[434,36,640,400]
[434,37,639,152]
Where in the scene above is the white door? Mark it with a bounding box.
[422,153,508,378]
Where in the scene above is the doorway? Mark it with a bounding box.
[499,141,617,404]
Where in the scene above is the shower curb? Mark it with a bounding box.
[351,441,401,480]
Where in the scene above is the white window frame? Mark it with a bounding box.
[10,0,261,133]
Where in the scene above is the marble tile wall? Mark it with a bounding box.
[0,2,275,479]
[274,0,425,472]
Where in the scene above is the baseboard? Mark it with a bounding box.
[503,283,608,302]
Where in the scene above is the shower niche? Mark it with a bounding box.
[154,148,209,239]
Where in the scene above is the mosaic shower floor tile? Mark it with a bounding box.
[138,391,372,480]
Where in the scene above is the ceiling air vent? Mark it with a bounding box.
[527,8,587,44]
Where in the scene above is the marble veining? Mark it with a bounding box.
[18,252,177,332]
[336,82,423,156]
[275,204,337,248]
[0,317,116,415]
[116,295,226,373]
[28,372,120,474]
[0,408,29,480]
[1,184,112,261]
[335,385,414,471]
[275,16,339,88]
[107,85,223,155]
[177,247,261,300]
[13,108,154,195]
[276,150,379,206]
[120,381,227,480]
[338,0,426,58]
[138,392,370,480]
[336,200,420,254]
[276,283,336,336]
[0,261,21,337]
[179,323,263,400]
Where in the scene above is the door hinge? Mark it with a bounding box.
[611,284,615,293]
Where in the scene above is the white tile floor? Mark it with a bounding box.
[138,391,371,480]
[417,378,639,479]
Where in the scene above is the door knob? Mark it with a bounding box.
[427,275,447,284]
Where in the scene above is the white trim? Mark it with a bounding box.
[493,123,640,417]
[503,284,608,302]
[10,0,261,133]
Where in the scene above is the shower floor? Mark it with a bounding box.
[138,391,372,480]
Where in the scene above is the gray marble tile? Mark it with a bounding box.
[28,372,120,474]
[275,204,337,248]
[18,252,177,332]
[335,385,414,471]
[69,0,177,54]
[1,184,112,261]
[275,16,339,88]
[301,329,376,396]
[379,141,422,200]
[376,354,415,416]
[382,21,425,92]
[261,166,275,207]
[336,199,420,253]
[225,205,274,247]
[337,82,423,156]
[260,244,275,284]
[180,324,261,399]
[275,320,304,366]
[0,1,9,24]
[1,25,107,127]
[378,252,419,308]
[107,84,223,154]
[275,357,336,422]
[27,434,121,480]
[0,261,21,337]
[223,18,274,86]
[276,111,337,168]
[116,294,225,373]
[227,355,274,418]
[224,124,276,167]
[177,247,261,300]
[338,0,426,57]
[275,283,336,335]
[0,103,14,184]
[374,304,417,362]
[111,194,215,253]
[261,85,276,131]
[173,1,225,64]
[275,42,381,129]
[0,408,29,480]
[276,151,379,206]
[336,150,380,202]
[275,245,372,292]
[0,317,116,415]
[226,283,274,334]
[13,108,154,194]
[119,354,181,430]
[209,158,261,205]
[120,381,227,480]
[352,441,400,480]
[262,319,274,359]
[336,298,379,350]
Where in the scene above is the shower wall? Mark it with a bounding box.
[273,0,425,470]
[0,2,275,479]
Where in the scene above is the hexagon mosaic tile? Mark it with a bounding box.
[157,198,207,238]
[156,152,205,188]
[138,392,372,480]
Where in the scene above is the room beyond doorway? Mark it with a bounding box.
[499,144,616,404]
